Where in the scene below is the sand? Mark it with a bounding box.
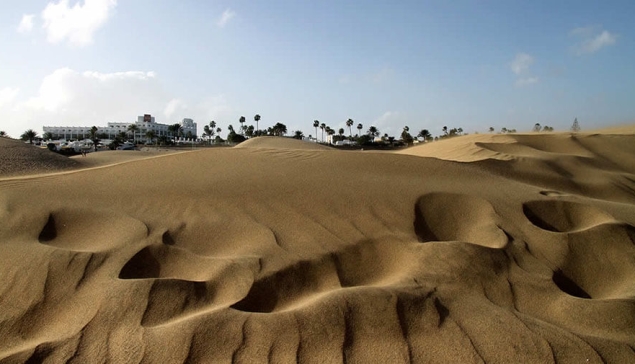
[1,130,634,363]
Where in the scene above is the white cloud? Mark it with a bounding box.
[217,8,236,28]
[17,14,35,33]
[574,30,617,55]
[510,53,538,87]
[370,111,405,137]
[163,95,234,129]
[569,26,617,55]
[0,88,20,109]
[510,53,533,75]
[164,98,188,120]
[0,68,232,138]
[41,0,117,47]
[515,77,539,87]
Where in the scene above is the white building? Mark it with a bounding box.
[181,118,197,138]
[43,114,198,141]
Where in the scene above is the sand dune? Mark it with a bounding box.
[0,138,79,177]
[1,131,635,363]
[236,136,331,150]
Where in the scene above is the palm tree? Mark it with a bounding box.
[128,124,139,144]
[239,116,246,135]
[400,127,413,144]
[356,123,363,136]
[272,122,287,136]
[246,125,255,137]
[0,131,6,138]
[338,128,344,139]
[204,122,216,144]
[21,129,38,144]
[146,130,156,145]
[489,127,494,133]
[418,129,432,142]
[346,118,354,137]
[293,130,304,139]
[320,123,326,142]
[254,114,261,136]
[442,126,448,135]
[43,131,53,140]
[368,126,379,137]
[313,120,320,143]
[89,126,100,151]
[172,123,183,139]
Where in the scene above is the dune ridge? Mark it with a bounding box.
[1,131,635,363]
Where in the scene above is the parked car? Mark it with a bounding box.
[117,142,135,150]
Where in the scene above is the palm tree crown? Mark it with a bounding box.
[254,114,261,136]
[239,116,246,135]
[346,118,354,137]
[21,129,38,144]
[313,120,319,142]
[320,123,326,142]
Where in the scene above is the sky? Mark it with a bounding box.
[1,0,634,139]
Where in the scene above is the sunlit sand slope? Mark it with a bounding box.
[1,134,635,363]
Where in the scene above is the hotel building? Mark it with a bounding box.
[43,114,198,141]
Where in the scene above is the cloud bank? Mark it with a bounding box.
[0,68,233,137]
[17,14,35,33]
[41,0,117,46]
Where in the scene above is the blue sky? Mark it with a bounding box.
[1,0,633,139]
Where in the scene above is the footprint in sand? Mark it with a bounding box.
[523,199,635,299]
[38,208,148,252]
[230,238,415,314]
[413,192,510,248]
[551,223,635,300]
[118,227,261,327]
[522,200,614,233]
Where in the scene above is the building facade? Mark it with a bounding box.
[43,115,198,141]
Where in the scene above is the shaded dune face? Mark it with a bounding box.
[414,192,509,248]
[522,199,635,299]
[2,134,635,363]
[523,200,614,233]
[37,208,148,252]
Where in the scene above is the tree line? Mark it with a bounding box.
[7,117,583,150]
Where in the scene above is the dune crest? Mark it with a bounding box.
[236,136,331,150]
